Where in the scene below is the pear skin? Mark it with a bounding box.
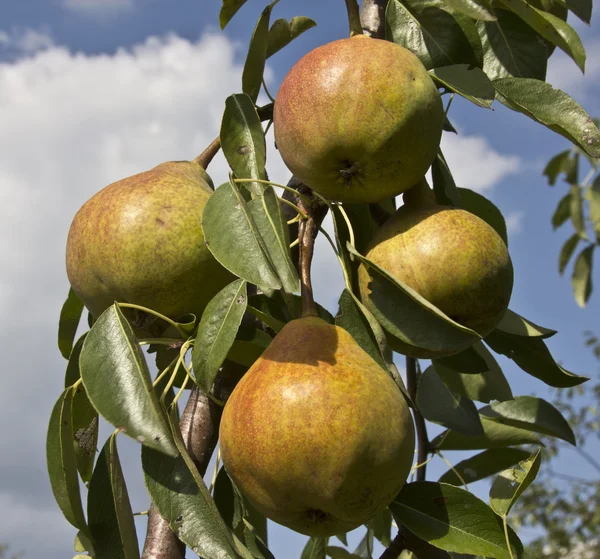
[66,160,233,320]
[219,317,415,537]
[274,36,443,204]
[358,204,513,358]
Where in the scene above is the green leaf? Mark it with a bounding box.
[564,0,592,23]
[572,244,594,307]
[88,434,140,559]
[71,385,99,483]
[65,333,88,387]
[246,305,285,333]
[386,0,483,70]
[335,289,388,370]
[587,177,600,233]
[543,149,574,185]
[479,396,576,445]
[353,530,374,559]
[432,415,542,450]
[46,387,89,534]
[142,410,245,559]
[552,192,571,229]
[248,187,299,293]
[497,0,586,71]
[435,346,489,374]
[326,547,360,559]
[570,183,587,238]
[389,482,523,559]
[477,8,547,81]
[443,0,497,21]
[370,507,392,547]
[438,448,531,486]
[485,329,588,387]
[203,180,281,294]
[192,279,247,393]
[434,342,513,403]
[490,448,542,516]
[59,288,84,359]
[494,309,556,338]
[494,78,600,158]
[220,94,267,196]
[432,151,462,207]
[242,1,278,103]
[80,304,177,456]
[429,65,495,108]
[302,538,327,559]
[227,327,272,367]
[266,17,316,58]
[458,188,508,246]
[220,0,249,29]
[74,531,96,555]
[350,245,481,356]
[418,367,484,436]
[559,233,580,274]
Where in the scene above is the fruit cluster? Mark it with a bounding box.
[66,35,512,538]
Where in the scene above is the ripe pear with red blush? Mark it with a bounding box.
[273,35,444,204]
[219,317,415,537]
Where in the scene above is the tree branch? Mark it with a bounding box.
[360,0,388,38]
[345,0,364,36]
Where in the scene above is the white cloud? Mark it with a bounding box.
[440,133,522,192]
[0,28,54,54]
[62,0,134,16]
[506,210,525,235]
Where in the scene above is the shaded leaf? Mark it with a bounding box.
[386,0,483,70]
[80,304,177,456]
[570,183,587,238]
[266,17,316,58]
[495,309,556,338]
[71,385,99,483]
[65,333,88,387]
[46,387,88,534]
[438,448,531,486]
[543,149,574,185]
[587,177,600,233]
[241,1,278,102]
[559,233,580,274]
[432,151,462,207]
[477,8,547,81]
[572,244,594,307]
[227,326,272,367]
[142,409,246,559]
[494,78,600,158]
[418,367,484,435]
[564,0,592,23]
[246,305,285,333]
[430,65,495,108]
[443,0,496,21]
[480,396,576,445]
[489,448,542,516]
[434,342,513,403]
[326,547,360,559]
[435,345,489,374]
[221,94,267,196]
[370,507,392,547]
[203,180,281,294]
[353,530,374,559]
[59,288,84,359]
[88,434,139,559]
[192,279,247,392]
[220,0,249,29]
[336,289,388,370]
[458,188,508,246]
[497,0,586,71]
[390,482,523,559]
[302,538,327,559]
[248,187,299,293]
[350,244,480,355]
[485,329,588,387]
[432,415,542,450]
[552,192,571,229]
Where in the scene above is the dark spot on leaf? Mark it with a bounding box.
[433,497,447,507]
[154,436,161,442]
[236,295,246,305]
[176,515,183,523]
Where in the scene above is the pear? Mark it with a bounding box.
[273,35,444,204]
[358,195,513,358]
[66,160,233,321]
[219,317,415,537]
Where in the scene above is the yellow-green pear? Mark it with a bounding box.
[219,317,415,537]
[358,193,513,358]
[273,35,444,204]
[66,160,233,321]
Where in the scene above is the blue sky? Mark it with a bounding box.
[0,0,599,557]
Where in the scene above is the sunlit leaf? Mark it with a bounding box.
[571,244,594,307]
[494,309,556,338]
[430,65,495,108]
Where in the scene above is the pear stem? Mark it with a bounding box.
[298,199,320,319]
[345,0,364,36]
